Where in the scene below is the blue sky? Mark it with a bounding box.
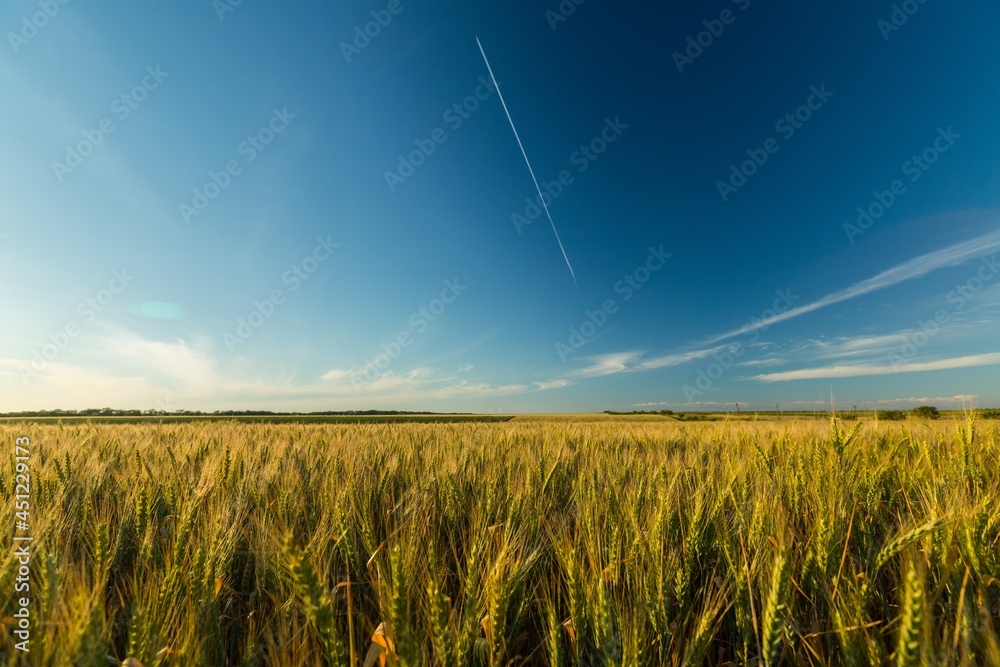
[1,0,999,413]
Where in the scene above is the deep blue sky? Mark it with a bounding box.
[2,0,999,412]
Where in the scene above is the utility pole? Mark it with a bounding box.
[735,402,740,414]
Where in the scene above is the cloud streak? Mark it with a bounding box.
[706,228,1000,344]
[573,231,1000,387]
[754,352,1000,382]
[569,346,735,379]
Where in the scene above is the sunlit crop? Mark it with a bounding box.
[1,415,998,665]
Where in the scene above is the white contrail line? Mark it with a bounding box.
[476,36,580,293]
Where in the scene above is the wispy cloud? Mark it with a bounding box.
[572,352,644,378]
[99,329,223,390]
[0,325,570,410]
[571,346,736,379]
[535,379,572,390]
[634,345,734,371]
[568,233,1000,385]
[803,333,908,360]
[707,229,1000,344]
[736,357,787,368]
[573,345,744,378]
[755,352,1000,382]
[769,313,999,365]
[319,369,356,382]
[824,334,907,356]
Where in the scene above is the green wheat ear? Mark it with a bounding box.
[126,605,148,662]
[895,562,925,667]
[283,533,346,665]
[874,517,945,573]
[761,544,790,667]
[427,564,453,667]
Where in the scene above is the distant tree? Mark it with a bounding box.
[876,410,906,421]
[979,409,1000,420]
[912,406,940,420]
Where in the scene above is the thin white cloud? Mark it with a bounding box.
[566,228,1000,383]
[755,352,1000,382]
[635,345,733,371]
[737,357,787,368]
[570,346,734,379]
[809,334,906,359]
[319,368,359,382]
[773,315,999,366]
[99,330,222,390]
[535,379,572,390]
[707,229,1000,344]
[572,352,644,378]
[594,235,1000,384]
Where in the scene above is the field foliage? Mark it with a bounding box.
[1,417,998,666]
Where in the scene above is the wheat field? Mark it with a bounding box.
[1,416,998,666]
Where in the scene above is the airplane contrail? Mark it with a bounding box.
[476,36,579,293]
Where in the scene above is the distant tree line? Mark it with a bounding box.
[871,407,1000,420]
[0,408,467,417]
[878,406,941,420]
[605,407,1000,421]
[602,410,721,422]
